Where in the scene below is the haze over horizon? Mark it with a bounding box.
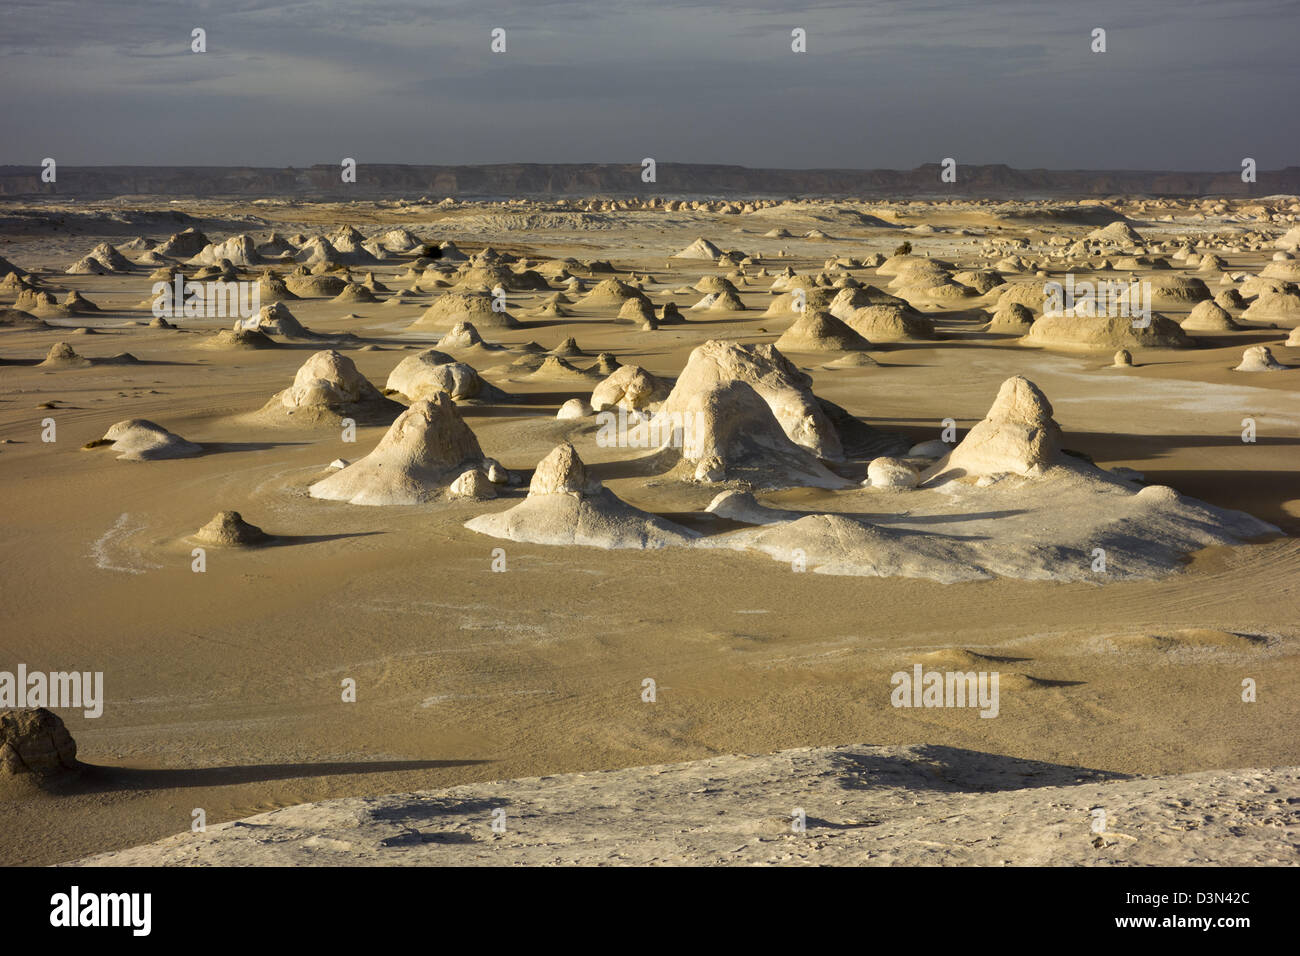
[2,0,1295,171]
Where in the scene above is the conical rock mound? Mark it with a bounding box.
[385,349,508,403]
[194,511,267,546]
[258,350,400,425]
[654,340,843,460]
[774,310,871,352]
[0,709,79,782]
[411,291,518,330]
[308,395,486,505]
[464,443,698,549]
[672,238,724,260]
[923,376,1065,483]
[632,379,852,490]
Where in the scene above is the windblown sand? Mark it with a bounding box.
[1,195,1298,866]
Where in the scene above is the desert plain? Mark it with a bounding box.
[1,193,1298,866]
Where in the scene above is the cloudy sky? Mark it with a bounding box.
[1,0,1295,170]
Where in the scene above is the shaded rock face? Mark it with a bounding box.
[195,511,267,546]
[0,708,78,778]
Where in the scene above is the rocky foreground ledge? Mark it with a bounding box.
[72,745,1299,866]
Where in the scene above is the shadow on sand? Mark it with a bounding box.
[67,758,492,794]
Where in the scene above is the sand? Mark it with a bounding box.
[71,744,1300,866]
[1,191,1298,868]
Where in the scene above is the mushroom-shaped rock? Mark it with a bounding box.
[385,349,507,403]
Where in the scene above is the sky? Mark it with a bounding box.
[1,0,1296,170]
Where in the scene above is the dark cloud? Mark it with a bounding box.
[0,0,1294,169]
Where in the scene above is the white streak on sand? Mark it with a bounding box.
[90,513,160,575]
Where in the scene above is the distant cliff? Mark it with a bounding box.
[1,162,1296,200]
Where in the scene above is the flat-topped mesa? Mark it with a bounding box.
[923,376,1065,483]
